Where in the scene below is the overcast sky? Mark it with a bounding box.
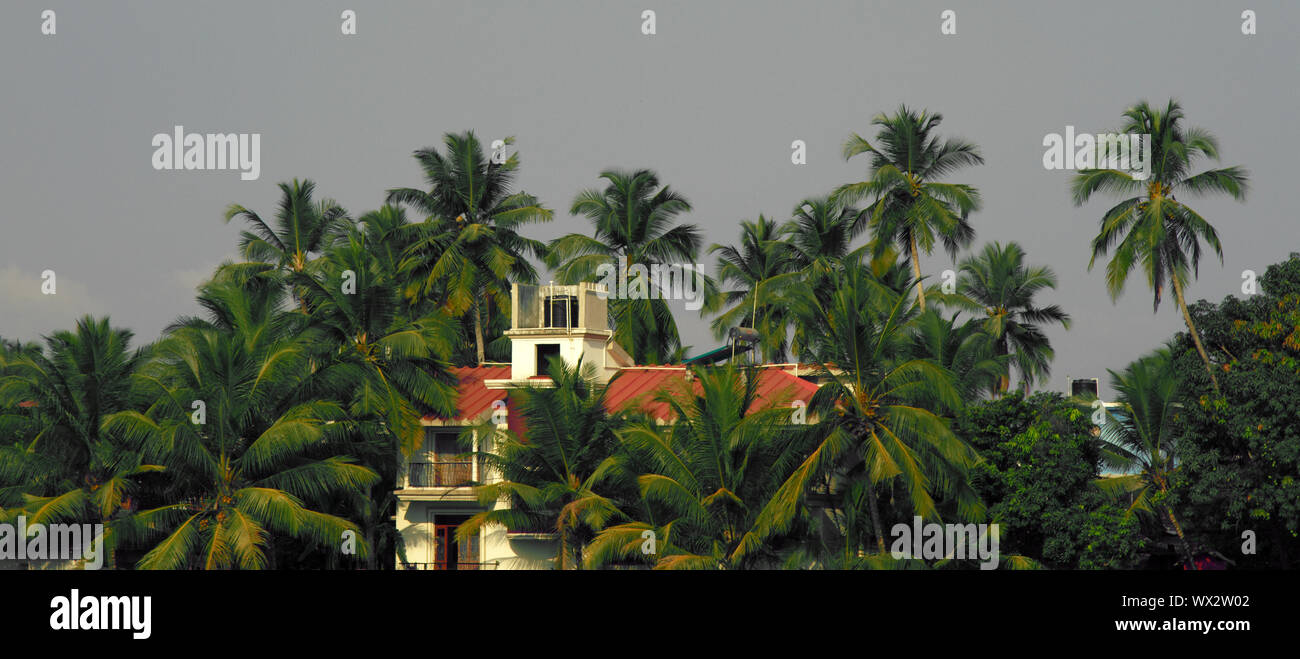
[2,0,1295,399]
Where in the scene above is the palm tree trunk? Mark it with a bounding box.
[474,296,486,366]
[557,528,567,570]
[1163,505,1197,569]
[865,481,886,554]
[1170,276,1221,396]
[909,237,926,311]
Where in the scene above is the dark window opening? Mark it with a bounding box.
[543,295,579,328]
[536,344,561,376]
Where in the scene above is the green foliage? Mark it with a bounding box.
[548,169,705,365]
[957,392,1145,569]
[1169,256,1300,567]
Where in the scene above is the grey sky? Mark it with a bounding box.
[2,1,1296,400]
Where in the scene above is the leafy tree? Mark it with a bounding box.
[957,392,1145,569]
[1169,255,1300,568]
[1073,100,1249,395]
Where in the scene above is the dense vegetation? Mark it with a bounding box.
[3,100,1291,570]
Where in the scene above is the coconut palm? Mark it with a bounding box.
[1095,345,1195,568]
[294,229,460,456]
[0,317,156,567]
[386,132,552,365]
[957,241,1071,394]
[224,179,350,310]
[907,310,1007,403]
[586,365,800,569]
[781,195,869,288]
[707,216,796,363]
[103,269,377,569]
[1073,99,1249,396]
[548,169,704,364]
[741,259,982,560]
[835,105,983,310]
[457,358,627,569]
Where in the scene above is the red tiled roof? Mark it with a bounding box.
[427,364,819,425]
[423,365,511,422]
[605,366,818,421]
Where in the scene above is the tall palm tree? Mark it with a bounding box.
[835,105,984,311]
[957,241,1071,394]
[707,215,796,363]
[224,178,350,310]
[1073,99,1249,396]
[457,358,627,569]
[548,169,704,364]
[295,229,460,456]
[104,269,377,569]
[0,317,155,568]
[386,132,552,365]
[1095,345,1196,568]
[741,259,982,559]
[586,365,800,569]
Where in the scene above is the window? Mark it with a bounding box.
[543,295,578,328]
[536,344,560,376]
[431,515,482,570]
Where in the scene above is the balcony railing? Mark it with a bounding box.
[400,561,498,571]
[407,461,473,488]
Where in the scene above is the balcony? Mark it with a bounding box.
[407,461,474,488]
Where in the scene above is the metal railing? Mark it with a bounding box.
[407,461,473,487]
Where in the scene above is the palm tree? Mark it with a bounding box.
[224,178,350,310]
[548,169,704,364]
[586,365,800,569]
[707,215,796,363]
[1073,99,1249,396]
[457,358,627,569]
[741,259,982,559]
[103,268,377,569]
[781,195,868,288]
[0,317,155,568]
[294,228,460,456]
[835,105,983,311]
[1095,345,1196,568]
[907,310,1007,403]
[386,132,552,365]
[957,241,1071,394]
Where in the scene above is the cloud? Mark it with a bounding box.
[0,265,108,342]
